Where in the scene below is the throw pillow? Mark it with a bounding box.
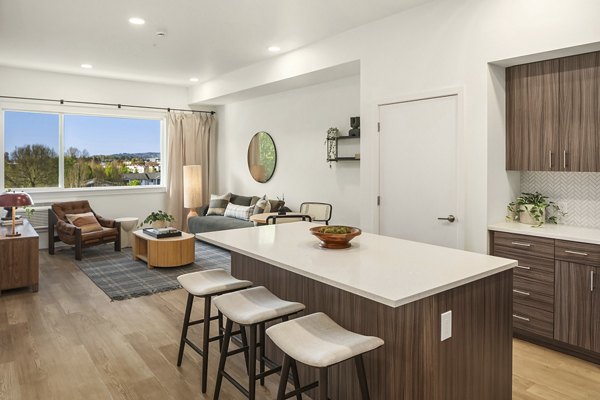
[252,197,271,215]
[65,212,103,233]
[224,203,254,221]
[206,193,232,216]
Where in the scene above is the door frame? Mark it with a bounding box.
[376,87,466,249]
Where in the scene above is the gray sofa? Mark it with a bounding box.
[188,193,285,234]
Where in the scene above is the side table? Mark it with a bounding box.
[0,219,39,294]
[115,217,139,249]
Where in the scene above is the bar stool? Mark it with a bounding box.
[266,312,384,400]
[176,269,253,393]
[213,286,306,400]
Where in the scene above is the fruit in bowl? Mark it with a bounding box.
[309,225,362,249]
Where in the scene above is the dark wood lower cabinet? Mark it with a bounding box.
[554,261,595,350]
[491,230,600,364]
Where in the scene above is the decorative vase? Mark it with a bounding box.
[519,204,545,226]
[152,220,168,229]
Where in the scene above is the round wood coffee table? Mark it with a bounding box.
[132,230,195,269]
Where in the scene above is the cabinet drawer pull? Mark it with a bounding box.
[515,265,531,270]
[592,270,595,292]
[513,289,530,296]
[549,151,553,169]
[563,150,567,169]
[513,314,530,322]
[564,250,589,256]
[511,241,533,247]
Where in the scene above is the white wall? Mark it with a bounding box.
[0,66,190,247]
[216,76,360,226]
[191,0,600,253]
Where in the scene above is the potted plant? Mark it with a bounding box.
[143,210,175,229]
[506,192,565,227]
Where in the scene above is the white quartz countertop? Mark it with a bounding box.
[198,222,516,308]
[488,221,600,245]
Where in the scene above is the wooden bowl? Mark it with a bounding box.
[309,226,362,249]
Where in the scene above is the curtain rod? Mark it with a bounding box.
[0,95,215,115]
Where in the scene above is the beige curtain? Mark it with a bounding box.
[166,112,216,230]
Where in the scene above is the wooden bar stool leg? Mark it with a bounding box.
[319,367,328,400]
[259,322,266,385]
[218,311,224,350]
[354,355,370,400]
[248,324,257,400]
[289,358,302,400]
[240,324,250,374]
[213,319,233,400]
[177,293,194,366]
[201,296,212,393]
[277,354,292,400]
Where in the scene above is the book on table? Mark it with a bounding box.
[142,227,182,239]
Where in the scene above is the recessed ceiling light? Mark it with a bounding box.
[129,17,145,25]
[268,46,281,53]
[80,63,93,69]
[189,77,199,82]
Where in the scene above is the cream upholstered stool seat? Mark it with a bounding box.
[213,286,306,400]
[176,269,253,394]
[266,312,384,400]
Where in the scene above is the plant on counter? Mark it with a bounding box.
[142,210,175,228]
[506,192,565,227]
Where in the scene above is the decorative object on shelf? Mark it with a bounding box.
[248,131,277,183]
[0,190,33,237]
[183,165,203,224]
[506,192,565,227]
[143,210,175,229]
[309,225,362,249]
[326,127,340,166]
[349,116,360,137]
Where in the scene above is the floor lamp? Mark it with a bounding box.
[183,165,203,230]
[0,191,33,237]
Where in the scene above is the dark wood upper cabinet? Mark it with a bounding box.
[560,52,600,172]
[506,60,560,171]
[506,51,600,171]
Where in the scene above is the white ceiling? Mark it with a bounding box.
[0,0,431,86]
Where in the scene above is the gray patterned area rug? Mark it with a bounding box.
[75,240,230,301]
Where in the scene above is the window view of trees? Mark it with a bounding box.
[3,111,162,189]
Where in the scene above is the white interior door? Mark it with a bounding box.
[378,94,462,249]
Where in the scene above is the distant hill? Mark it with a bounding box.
[106,152,160,159]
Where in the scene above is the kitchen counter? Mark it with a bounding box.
[198,221,515,400]
[199,221,516,307]
[488,221,600,245]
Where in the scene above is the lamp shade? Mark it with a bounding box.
[0,191,33,207]
[183,165,203,208]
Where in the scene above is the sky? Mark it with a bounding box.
[4,111,161,155]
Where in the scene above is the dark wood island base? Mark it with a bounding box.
[231,252,513,400]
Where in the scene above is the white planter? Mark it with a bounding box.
[151,220,168,229]
[519,204,545,226]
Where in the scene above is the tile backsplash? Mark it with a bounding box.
[521,172,600,228]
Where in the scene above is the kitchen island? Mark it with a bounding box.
[198,222,516,400]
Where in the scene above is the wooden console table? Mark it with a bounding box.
[0,219,39,294]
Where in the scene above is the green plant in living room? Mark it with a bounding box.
[142,210,175,229]
[506,192,565,227]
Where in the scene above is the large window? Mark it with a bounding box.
[3,110,163,190]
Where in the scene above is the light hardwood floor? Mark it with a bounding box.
[0,250,599,399]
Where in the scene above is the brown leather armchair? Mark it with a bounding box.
[48,200,121,260]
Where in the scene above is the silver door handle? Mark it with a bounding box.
[549,151,553,169]
[592,270,595,292]
[565,250,589,256]
[511,241,533,247]
[437,215,456,223]
[515,265,531,270]
[563,150,567,169]
[513,314,530,322]
[513,289,530,296]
